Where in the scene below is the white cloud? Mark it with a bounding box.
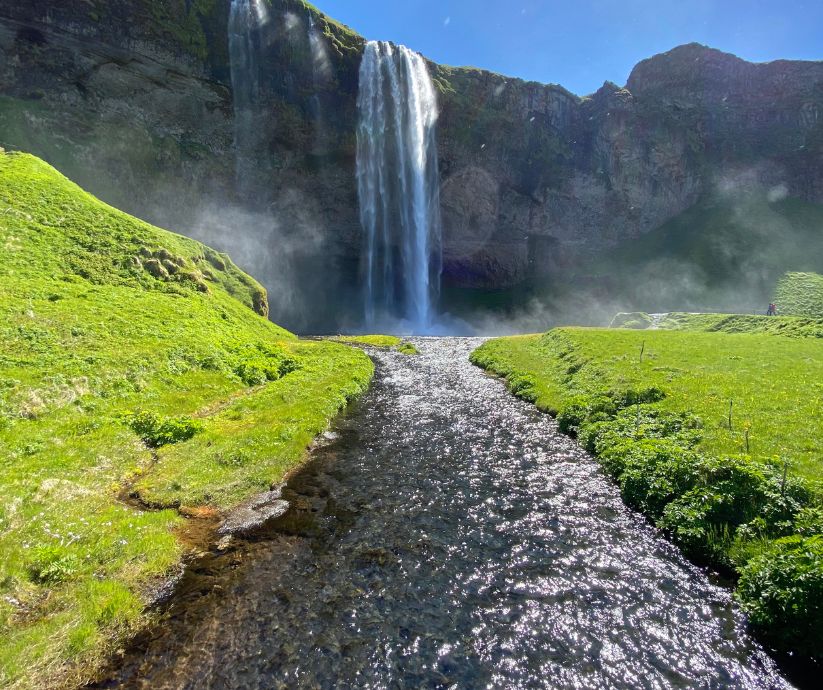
[444,16,451,27]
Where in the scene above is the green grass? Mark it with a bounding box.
[609,312,654,329]
[331,335,419,354]
[0,151,373,689]
[775,272,823,318]
[645,312,823,338]
[473,329,823,482]
[471,327,823,659]
[331,335,403,348]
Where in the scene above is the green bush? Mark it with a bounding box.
[616,439,702,519]
[557,388,666,436]
[737,535,823,661]
[230,343,299,386]
[126,411,202,447]
[507,373,538,402]
[580,406,701,454]
[658,456,810,563]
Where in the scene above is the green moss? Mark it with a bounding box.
[296,0,363,53]
[145,0,217,61]
[0,151,373,688]
[396,342,420,355]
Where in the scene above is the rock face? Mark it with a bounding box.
[434,47,823,289]
[1,1,821,329]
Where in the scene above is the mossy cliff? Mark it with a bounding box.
[1,2,822,328]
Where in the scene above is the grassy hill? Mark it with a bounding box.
[611,311,823,338]
[775,271,823,318]
[0,151,373,688]
[472,326,823,660]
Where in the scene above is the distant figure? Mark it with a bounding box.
[766,303,777,316]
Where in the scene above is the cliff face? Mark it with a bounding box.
[1,1,822,329]
[435,45,823,289]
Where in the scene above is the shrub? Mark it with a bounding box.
[126,411,202,447]
[231,343,299,386]
[616,439,702,519]
[737,535,823,661]
[507,373,538,402]
[558,394,617,435]
[557,388,667,436]
[795,507,823,536]
[579,406,702,454]
[657,456,805,563]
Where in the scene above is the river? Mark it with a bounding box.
[96,338,789,689]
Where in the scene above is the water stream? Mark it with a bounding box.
[96,339,788,689]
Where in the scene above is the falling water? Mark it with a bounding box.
[228,0,268,193]
[357,41,443,332]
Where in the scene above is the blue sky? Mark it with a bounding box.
[316,0,823,95]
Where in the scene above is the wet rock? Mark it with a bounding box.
[218,487,290,536]
[215,535,233,551]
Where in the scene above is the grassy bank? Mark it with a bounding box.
[331,335,420,354]
[471,327,823,660]
[0,152,373,689]
[658,312,823,338]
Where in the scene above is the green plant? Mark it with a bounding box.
[737,535,823,661]
[231,343,300,386]
[396,341,420,355]
[28,546,81,585]
[126,411,202,447]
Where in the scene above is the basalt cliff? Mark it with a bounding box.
[1,0,822,329]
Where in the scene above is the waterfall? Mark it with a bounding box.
[228,0,268,193]
[357,41,443,332]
